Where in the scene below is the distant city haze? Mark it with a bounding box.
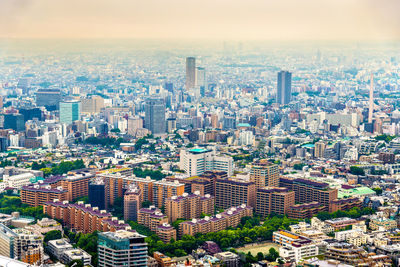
[0,0,399,40]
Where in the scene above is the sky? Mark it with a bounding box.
[0,0,400,40]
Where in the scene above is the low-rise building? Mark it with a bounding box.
[61,249,92,266]
[47,239,73,259]
[370,218,398,231]
[214,251,240,267]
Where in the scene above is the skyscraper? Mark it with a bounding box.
[3,114,25,132]
[145,97,166,135]
[186,57,196,91]
[195,67,206,96]
[368,74,374,124]
[36,89,61,111]
[277,71,292,105]
[59,100,81,125]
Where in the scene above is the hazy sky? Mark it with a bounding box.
[1,0,400,40]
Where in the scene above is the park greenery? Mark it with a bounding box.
[141,215,298,257]
[133,167,166,180]
[32,159,85,177]
[83,136,124,147]
[0,194,46,219]
[374,134,396,143]
[349,166,365,176]
[65,229,98,266]
[315,207,374,221]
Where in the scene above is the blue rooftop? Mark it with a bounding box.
[189,148,209,153]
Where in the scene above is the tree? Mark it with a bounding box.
[350,166,365,176]
[110,128,121,133]
[372,187,383,195]
[110,197,124,219]
[142,201,152,208]
[265,248,279,262]
[44,230,62,243]
[257,252,264,261]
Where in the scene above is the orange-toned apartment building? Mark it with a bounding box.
[43,200,131,233]
[256,187,295,217]
[21,184,68,206]
[165,192,214,223]
[215,178,256,208]
[180,204,253,236]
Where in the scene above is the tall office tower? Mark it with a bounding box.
[277,71,292,105]
[124,184,142,222]
[368,74,374,124]
[185,57,196,91]
[81,95,105,114]
[166,117,177,133]
[145,97,166,135]
[164,82,173,93]
[89,179,106,210]
[195,67,206,96]
[256,187,295,217]
[3,114,25,132]
[60,100,81,125]
[36,89,62,111]
[98,230,148,267]
[250,159,279,189]
[71,86,80,95]
[179,148,234,177]
[19,108,42,122]
[215,178,256,209]
[18,78,31,94]
[314,141,326,159]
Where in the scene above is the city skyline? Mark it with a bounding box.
[0,0,400,40]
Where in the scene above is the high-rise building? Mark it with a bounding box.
[215,178,256,209]
[166,117,177,133]
[0,223,17,259]
[19,108,42,122]
[152,179,185,208]
[145,97,166,135]
[185,57,196,91]
[81,95,104,114]
[3,114,25,132]
[124,184,142,222]
[60,100,81,125]
[179,148,234,177]
[256,187,295,217]
[277,71,292,105]
[314,141,326,159]
[21,184,68,206]
[165,192,214,223]
[36,89,62,110]
[279,177,338,210]
[98,230,148,267]
[89,179,106,210]
[196,67,206,96]
[164,82,173,93]
[250,159,279,189]
[368,74,374,124]
[13,229,44,265]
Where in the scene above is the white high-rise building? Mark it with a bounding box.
[179,148,234,176]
